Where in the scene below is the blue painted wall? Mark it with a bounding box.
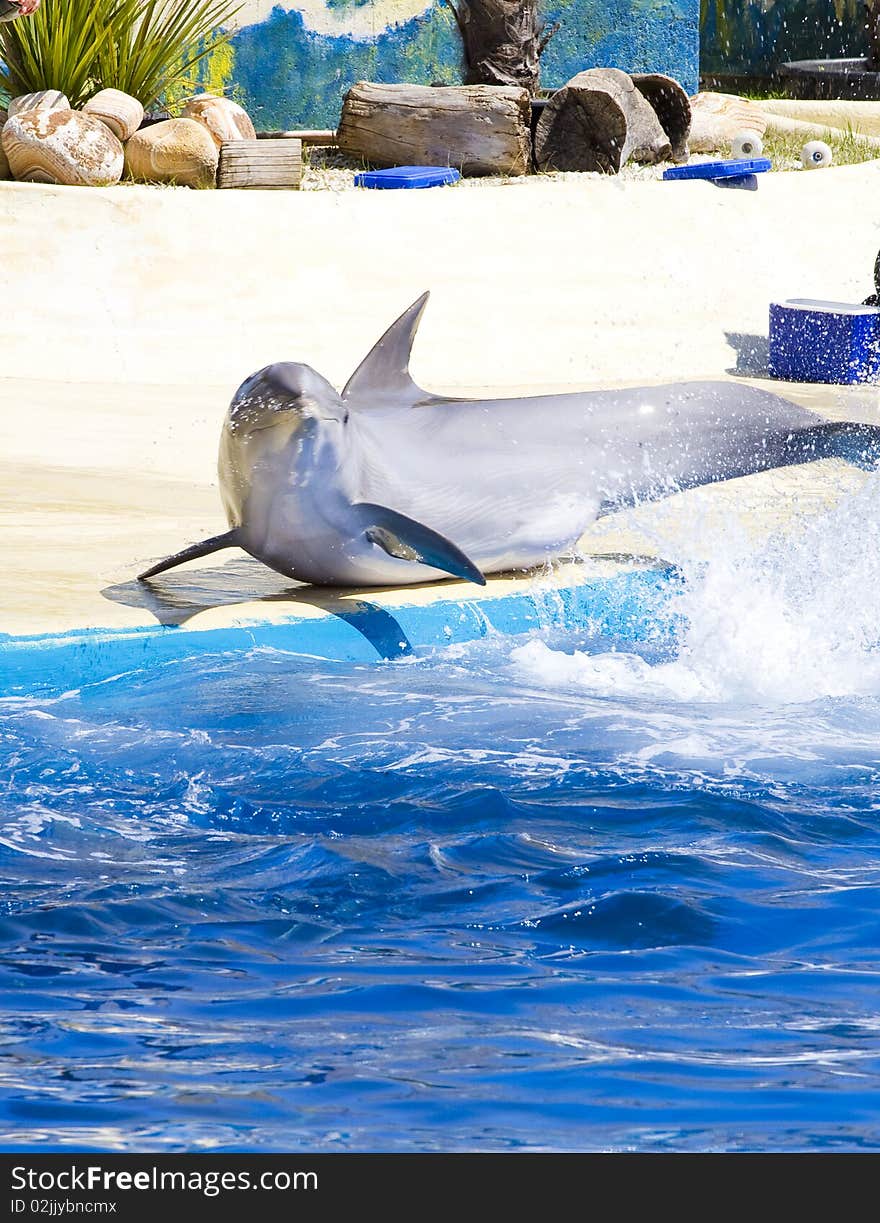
[220,1,698,131]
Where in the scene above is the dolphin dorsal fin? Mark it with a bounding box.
[342,292,431,409]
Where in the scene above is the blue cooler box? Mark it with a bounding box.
[769,298,880,384]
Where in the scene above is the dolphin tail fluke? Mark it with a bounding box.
[823,422,880,470]
[137,529,241,581]
[791,421,880,471]
[356,502,486,586]
[342,292,431,409]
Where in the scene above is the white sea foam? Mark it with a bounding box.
[512,472,880,706]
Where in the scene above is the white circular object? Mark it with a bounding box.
[801,140,833,169]
[730,130,763,159]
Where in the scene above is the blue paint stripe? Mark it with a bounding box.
[0,568,681,697]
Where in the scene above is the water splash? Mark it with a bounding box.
[514,471,880,705]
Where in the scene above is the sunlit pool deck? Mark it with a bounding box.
[2,163,880,691]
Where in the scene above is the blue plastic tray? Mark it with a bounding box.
[663,158,772,181]
[354,166,461,190]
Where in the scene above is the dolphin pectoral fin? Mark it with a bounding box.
[137,529,241,581]
[356,502,486,586]
[342,292,432,409]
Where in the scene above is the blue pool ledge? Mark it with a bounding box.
[0,566,681,697]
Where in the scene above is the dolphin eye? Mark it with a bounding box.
[343,410,350,425]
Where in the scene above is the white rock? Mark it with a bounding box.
[8,90,70,118]
[183,94,256,149]
[0,110,10,180]
[83,89,144,143]
[124,118,218,188]
[1,108,124,186]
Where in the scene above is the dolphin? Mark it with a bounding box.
[138,292,880,588]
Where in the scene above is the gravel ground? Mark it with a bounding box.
[301,146,700,191]
[302,141,880,191]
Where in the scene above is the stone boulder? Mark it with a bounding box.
[1,108,124,186]
[0,110,9,180]
[183,94,256,148]
[83,88,144,142]
[124,118,219,188]
[8,90,70,118]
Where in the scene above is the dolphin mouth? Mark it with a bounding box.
[227,415,287,437]
[227,402,301,436]
[227,402,342,438]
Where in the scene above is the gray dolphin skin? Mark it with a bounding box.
[138,292,880,588]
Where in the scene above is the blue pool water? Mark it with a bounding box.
[4,486,880,1152]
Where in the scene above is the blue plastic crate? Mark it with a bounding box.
[769,298,880,384]
[354,166,461,190]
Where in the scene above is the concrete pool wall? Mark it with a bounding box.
[4,164,880,391]
[2,164,880,683]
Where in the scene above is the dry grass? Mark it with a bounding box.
[759,126,880,170]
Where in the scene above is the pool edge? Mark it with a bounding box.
[0,568,681,696]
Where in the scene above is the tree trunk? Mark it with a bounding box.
[534,69,672,173]
[337,82,531,177]
[443,0,558,95]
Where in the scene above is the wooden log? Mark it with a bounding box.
[337,81,531,177]
[534,83,627,174]
[632,74,691,163]
[257,129,337,145]
[688,93,767,154]
[534,68,672,173]
[217,138,302,189]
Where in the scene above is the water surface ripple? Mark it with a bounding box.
[3,496,880,1150]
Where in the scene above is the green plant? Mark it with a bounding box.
[0,0,118,107]
[97,0,242,109]
[0,0,242,110]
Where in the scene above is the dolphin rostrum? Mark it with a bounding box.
[139,292,880,588]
